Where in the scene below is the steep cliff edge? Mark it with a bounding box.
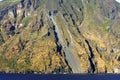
[0,0,120,73]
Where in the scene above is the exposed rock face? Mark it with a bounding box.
[0,0,120,73]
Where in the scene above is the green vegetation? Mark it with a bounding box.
[100,21,110,32]
[22,16,33,27]
[0,0,119,74]
[0,33,4,46]
[0,0,20,10]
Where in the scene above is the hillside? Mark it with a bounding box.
[0,0,119,73]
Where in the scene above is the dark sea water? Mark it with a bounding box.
[0,74,120,80]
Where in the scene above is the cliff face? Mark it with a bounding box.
[0,0,120,73]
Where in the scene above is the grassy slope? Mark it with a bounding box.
[0,0,70,73]
[0,0,20,10]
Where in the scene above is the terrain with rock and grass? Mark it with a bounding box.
[0,0,119,73]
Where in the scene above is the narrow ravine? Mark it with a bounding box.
[47,14,82,73]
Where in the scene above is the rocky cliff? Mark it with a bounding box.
[0,0,120,73]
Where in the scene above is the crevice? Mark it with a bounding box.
[85,40,94,58]
[52,24,72,73]
[88,57,95,73]
[85,39,95,73]
[53,25,59,43]
[12,8,17,18]
[21,0,25,8]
